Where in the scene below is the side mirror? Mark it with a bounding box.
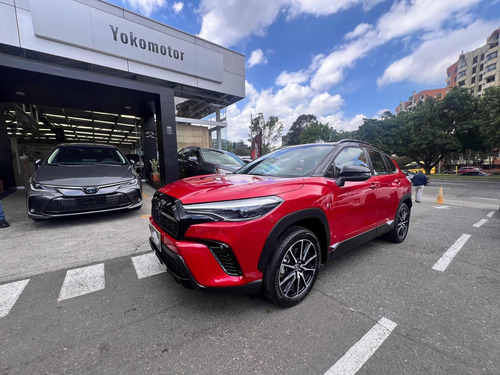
[336,164,371,187]
[35,159,42,169]
[188,156,199,164]
[128,158,137,164]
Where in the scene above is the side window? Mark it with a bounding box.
[383,154,397,173]
[178,148,191,160]
[367,150,388,175]
[191,149,201,162]
[325,147,367,178]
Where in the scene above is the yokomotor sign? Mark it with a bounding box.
[30,0,223,82]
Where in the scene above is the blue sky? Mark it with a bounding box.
[106,0,500,143]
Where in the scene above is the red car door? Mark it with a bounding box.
[325,147,379,244]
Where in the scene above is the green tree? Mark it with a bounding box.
[299,121,333,143]
[399,96,462,174]
[479,86,500,152]
[283,114,318,145]
[248,114,284,154]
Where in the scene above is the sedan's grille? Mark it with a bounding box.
[44,193,131,214]
[151,193,179,238]
[204,241,242,276]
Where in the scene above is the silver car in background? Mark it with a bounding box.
[27,143,142,220]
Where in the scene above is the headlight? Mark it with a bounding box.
[183,196,283,221]
[30,179,56,191]
[215,167,232,174]
[121,177,139,187]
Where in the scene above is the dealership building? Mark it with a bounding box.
[0,0,245,190]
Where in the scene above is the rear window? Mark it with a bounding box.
[47,146,127,165]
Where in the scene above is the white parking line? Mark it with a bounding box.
[473,219,487,228]
[58,264,105,301]
[324,317,397,375]
[0,279,30,318]
[132,252,166,279]
[471,197,498,201]
[432,234,471,272]
[487,211,495,218]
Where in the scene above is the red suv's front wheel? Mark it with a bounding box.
[263,226,320,307]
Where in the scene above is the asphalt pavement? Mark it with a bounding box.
[0,180,499,374]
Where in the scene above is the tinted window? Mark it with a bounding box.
[237,145,332,177]
[178,148,191,160]
[383,154,397,173]
[326,147,367,178]
[201,149,244,167]
[367,150,388,175]
[47,146,126,165]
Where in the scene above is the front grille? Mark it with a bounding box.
[44,193,131,214]
[205,241,242,276]
[151,193,179,238]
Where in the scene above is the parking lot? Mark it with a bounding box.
[1,180,499,375]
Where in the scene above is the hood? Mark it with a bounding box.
[32,164,135,186]
[159,174,304,204]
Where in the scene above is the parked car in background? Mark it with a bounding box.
[150,140,412,307]
[461,171,492,176]
[27,143,142,220]
[177,147,245,179]
[457,166,480,174]
[239,156,253,164]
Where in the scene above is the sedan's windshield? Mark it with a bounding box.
[46,146,127,165]
[236,145,333,177]
[201,149,245,167]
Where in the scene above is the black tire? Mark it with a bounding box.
[263,226,321,307]
[385,202,410,243]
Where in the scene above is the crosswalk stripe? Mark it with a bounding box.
[58,264,105,301]
[0,279,30,318]
[132,252,166,279]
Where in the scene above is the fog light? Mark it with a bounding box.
[30,209,35,213]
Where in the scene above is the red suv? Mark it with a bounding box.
[149,140,412,306]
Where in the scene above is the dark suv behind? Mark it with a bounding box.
[149,140,412,306]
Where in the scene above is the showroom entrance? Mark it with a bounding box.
[0,0,245,192]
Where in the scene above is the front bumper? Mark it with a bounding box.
[149,219,263,294]
[27,185,142,219]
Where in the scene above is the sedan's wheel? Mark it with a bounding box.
[263,226,320,307]
[385,202,410,243]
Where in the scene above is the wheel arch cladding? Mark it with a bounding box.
[258,208,330,273]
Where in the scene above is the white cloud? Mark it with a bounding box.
[247,49,268,68]
[344,23,373,40]
[275,70,309,86]
[197,0,384,47]
[377,19,500,86]
[172,2,184,14]
[307,0,482,91]
[123,0,166,17]
[197,0,282,47]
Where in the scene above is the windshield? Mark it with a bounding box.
[200,149,245,166]
[46,146,128,165]
[236,145,333,177]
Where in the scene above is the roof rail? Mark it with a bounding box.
[337,139,370,145]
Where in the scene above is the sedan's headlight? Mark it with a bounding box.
[183,196,283,221]
[30,179,56,191]
[121,177,139,187]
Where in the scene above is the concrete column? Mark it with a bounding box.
[142,106,157,180]
[155,89,179,185]
[0,104,15,191]
[216,109,222,149]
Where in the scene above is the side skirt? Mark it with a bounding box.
[326,221,395,261]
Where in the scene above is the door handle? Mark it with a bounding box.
[369,184,378,190]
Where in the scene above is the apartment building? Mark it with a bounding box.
[446,28,500,96]
[395,88,448,114]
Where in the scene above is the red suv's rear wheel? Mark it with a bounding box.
[263,226,320,307]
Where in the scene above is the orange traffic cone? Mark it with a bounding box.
[436,187,444,204]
